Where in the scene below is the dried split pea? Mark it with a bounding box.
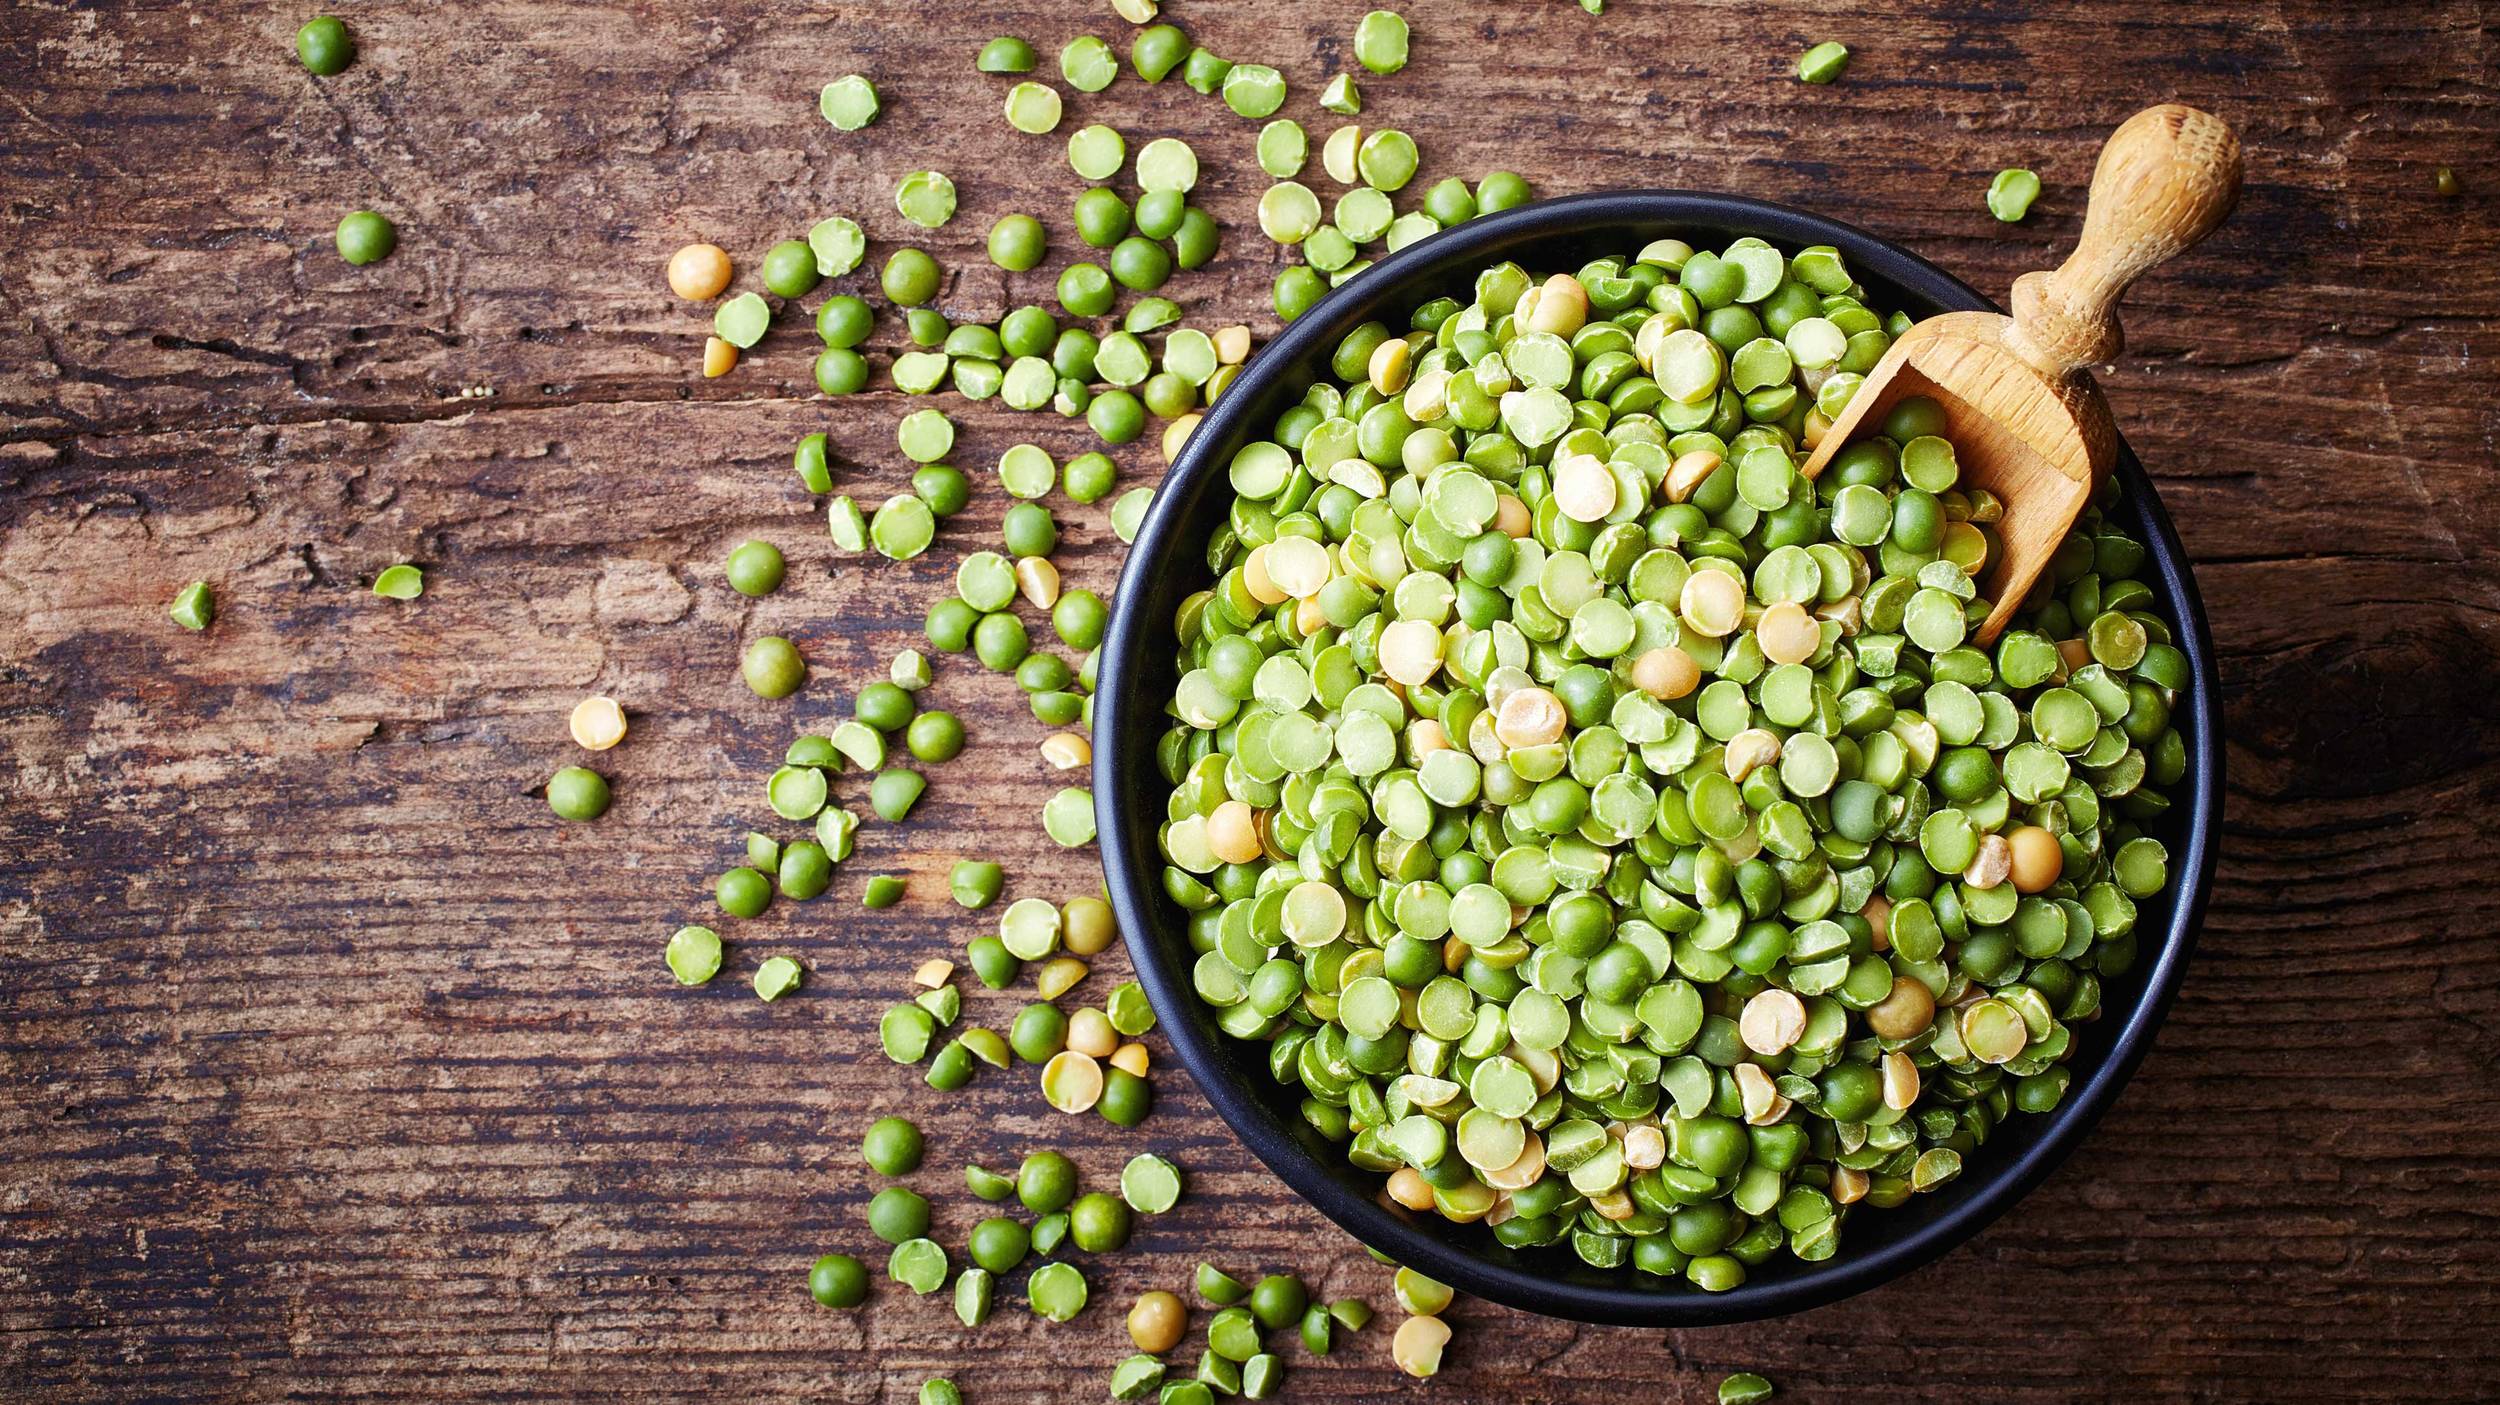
[569,696,628,751]
[1391,1315,1451,1378]
[667,243,733,301]
[1109,1043,1149,1076]
[1042,732,1092,770]
[1041,1049,1105,1113]
[703,336,738,378]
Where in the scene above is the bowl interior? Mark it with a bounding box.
[1095,192,2222,1327]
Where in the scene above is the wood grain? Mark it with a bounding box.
[4,1,2499,1401]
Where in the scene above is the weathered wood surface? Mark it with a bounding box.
[4,1,2497,1400]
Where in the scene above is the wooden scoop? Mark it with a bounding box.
[1800,104,2243,643]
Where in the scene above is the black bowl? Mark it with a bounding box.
[1094,191,2222,1327]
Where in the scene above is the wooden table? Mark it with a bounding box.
[5,2,2495,1399]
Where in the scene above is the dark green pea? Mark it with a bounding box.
[951,860,1005,909]
[778,840,833,900]
[1300,1304,1333,1355]
[974,612,1030,671]
[870,769,926,822]
[1098,1068,1152,1126]
[926,597,980,652]
[1053,327,1101,380]
[907,710,966,762]
[808,1253,869,1308]
[882,248,942,306]
[794,433,833,492]
[913,463,971,516]
[1819,1061,1885,1121]
[715,866,772,919]
[296,16,354,75]
[1001,305,1059,357]
[814,349,870,396]
[546,766,610,821]
[1141,371,1196,419]
[863,874,908,908]
[1172,207,1220,269]
[1010,1003,1069,1063]
[1063,452,1116,504]
[1476,171,1532,212]
[1003,501,1060,558]
[1274,267,1326,321]
[968,1216,1032,1274]
[868,1186,932,1244]
[1074,187,1134,248]
[817,295,874,348]
[1421,177,1478,225]
[762,239,822,298]
[1134,189,1187,240]
[862,1115,925,1175]
[1088,389,1146,444]
[1053,589,1109,648]
[334,210,396,266]
[906,307,951,347]
[988,213,1047,271]
[1110,235,1173,291]
[1017,1149,1079,1213]
[978,36,1037,73]
[1132,23,1190,81]
[1068,1191,1132,1252]
[1016,652,1074,694]
[1182,46,1232,94]
[1249,1275,1307,1330]
[1058,262,1116,317]
[968,935,1021,989]
[856,680,916,733]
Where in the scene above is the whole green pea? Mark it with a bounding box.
[867,1186,932,1244]
[1068,1191,1132,1252]
[974,612,1030,672]
[926,597,980,652]
[906,710,966,762]
[715,865,772,919]
[742,635,806,698]
[335,210,397,265]
[1249,1274,1308,1330]
[862,1115,925,1175]
[988,213,1048,271]
[761,239,822,298]
[1053,589,1108,649]
[814,348,870,396]
[546,766,610,821]
[295,16,354,75]
[855,681,916,733]
[725,540,786,597]
[808,1253,869,1308]
[1017,1148,1079,1213]
[882,248,942,306]
[817,295,874,348]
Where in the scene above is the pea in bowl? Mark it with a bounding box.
[1093,192,2221,1327]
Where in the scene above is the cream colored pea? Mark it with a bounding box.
[569,696,627,751]
[2056,637,2093,674]
[667,242,733,300]
[1630,645,1701,700]
[1831,1165,1870,1204]
[1493,687,1566,748]
[1589,1188,1637,1222]
[1161,412,1199,463]
[1063,896,1116,955]
[1723,727,1783,783]
[1481,1134,1546,1190]
[1037,956,1090,1000]
[1961,999,2029,1064]
[1129,1291,1187,1353]
[1620,1123,1665,1171]
[1734,1062,1789,1125]
[1866,975,1937,1040]
[1385,1166,1436,1210]
[1262,535,1332,597]
[1294,595,1328,636]
[1492,493,1532,538]
[1213,324,1252,364]
[1756,600,1820,665]
[1208,799,1264,865]
[1523,273,1587,336]
[1379,618,1446,686]
[1862,895,1893,949]
[2007,824,2064,892]
[1392,1315,1452,1379]
[1241,543,1290,605]
[1042,731,1093,770]
[1739,987,1807,1055]
[1368,336,1413,395]
[1041,1050,1104,1113]
[1802,406,1833,449]
[1402,368,1449,422]
[1964,832,2013,890]
[912,958,954,988]
[1664,448,1721,503]
[1016,555,1062,609]
[1551,451,1617,522]
[1680,569,1745,637]
[1409,718,1450,756]
[1068,1006,1117,1058]
[1109,1042,1150,1076]
[702,336,738,378]
[1882,1050,1922,1111]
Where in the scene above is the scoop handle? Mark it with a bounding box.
[2006,104,2242,377]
